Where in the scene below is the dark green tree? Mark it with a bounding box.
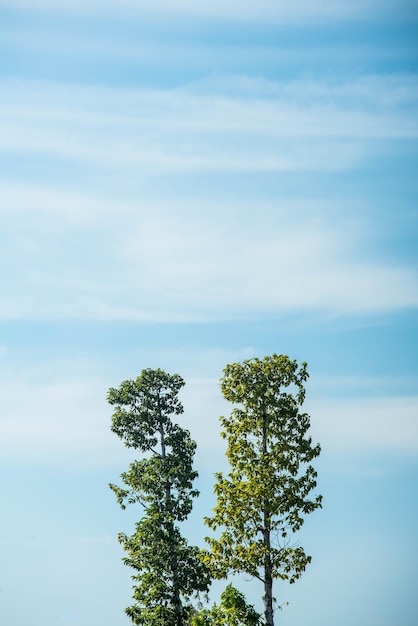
[203,355,322,626]
[108,368,211,626]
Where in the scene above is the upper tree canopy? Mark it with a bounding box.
[108,368,185,451]
[108,368,198,520]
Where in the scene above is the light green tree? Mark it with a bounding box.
[203,355,322,626]
[191,584,261,626]
[108,368,211,626]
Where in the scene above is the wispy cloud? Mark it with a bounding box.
[119,207,418,316]
[1,185,417,321]
[1,75,417,321]
[0,377,120,464]
[3,185,418,320]
[308,396,418,453]
[1,77,417,177]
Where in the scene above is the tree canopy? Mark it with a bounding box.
[108,368,210,626]
[203,355,322,626]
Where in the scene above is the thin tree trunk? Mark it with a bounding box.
[172,554,182,626]
[263,509,274,626]
[262,405,274,626]
[158,398,182,625]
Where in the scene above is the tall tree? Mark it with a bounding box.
[203,355,322,626]
[108,368,211,626]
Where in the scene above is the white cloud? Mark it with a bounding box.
[0,376,121,465]
[1,76,417,180]
[307,396,418,453]
[0,184,112,222]
[119,209,418,316]
[1,76,417,321]
[310,373,418,396]
[0,189,417,321]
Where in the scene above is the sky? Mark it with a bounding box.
[0,1,417,625]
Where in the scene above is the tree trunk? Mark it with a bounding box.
[263,518,274,626]
[171,548,182,626]
[158,401,182,626]
[262,404,274,626]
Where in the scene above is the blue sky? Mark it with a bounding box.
[0,1,417,625]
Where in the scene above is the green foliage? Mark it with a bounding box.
[108,368,211,626]
[203,355,322,625]
[191,584,262,626]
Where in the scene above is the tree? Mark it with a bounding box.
[108,368,211,626]
[203,355,322,626]
[191,584,262,626]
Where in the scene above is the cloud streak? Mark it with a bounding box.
[308,396,418,453]
[1,185,417,321]
[1,76,417,177]
[1,75,417,321]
